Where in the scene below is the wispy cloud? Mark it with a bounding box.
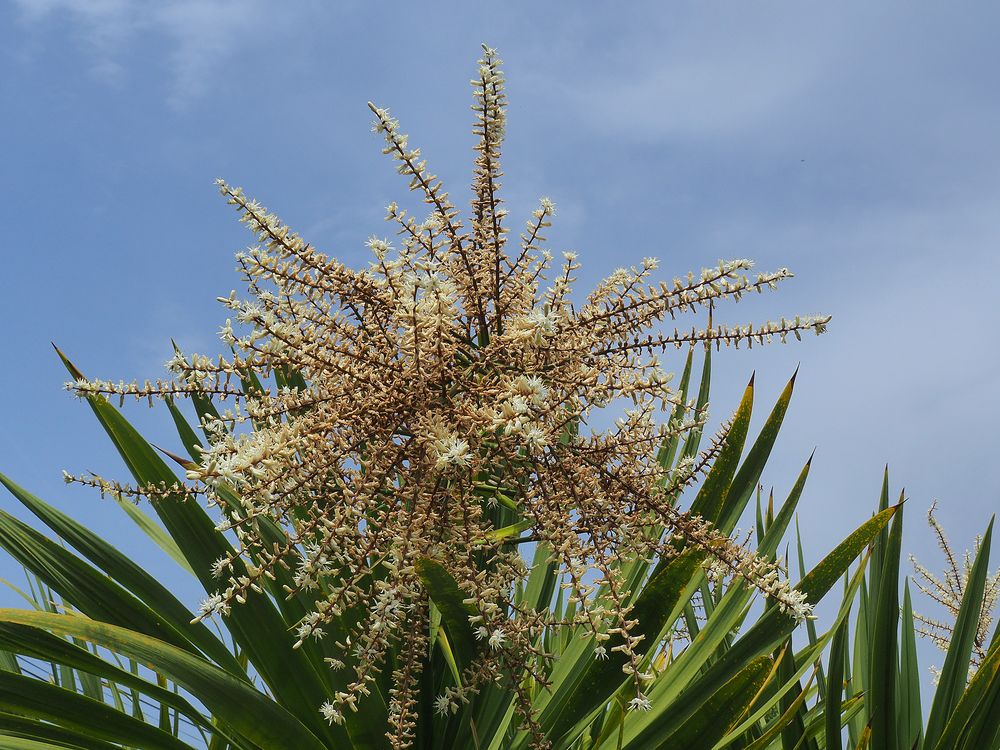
[524,2,1000,157]
[12,0,302,107]
[515,5,864,144]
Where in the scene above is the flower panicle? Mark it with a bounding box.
[80,47,829,749]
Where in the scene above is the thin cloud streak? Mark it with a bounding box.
[12,0,310,106]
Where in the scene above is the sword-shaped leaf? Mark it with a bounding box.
[0,609,327,750]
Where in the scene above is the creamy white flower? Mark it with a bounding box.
[432,436,471,470]
[778,588,814,621]
[218,319,236,345]
[196,593,229,619]
[522,425,549,452]
[488,628,506,650]
[366,236,393,258]
[628,694,652,712]
[320,701,344,725]
[512,375,548,405]
[433,694,453,716]
[510,308,559,345]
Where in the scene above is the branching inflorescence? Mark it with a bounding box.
[911,501,1000,680]
[68,46,829,749]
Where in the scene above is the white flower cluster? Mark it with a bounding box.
[320,700,344,726]
[509,307,560,346]
[628,693,652,712]
[197,592,230,619]
[431,434,471,470]
[473,46,506,141]
[474,625,507,650]
[741,556,813,621]
[488,375,551,452]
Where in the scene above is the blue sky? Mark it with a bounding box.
[2,1,998,687]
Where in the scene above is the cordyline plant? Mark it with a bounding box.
[65,45,824,745]
[3,43,992,750]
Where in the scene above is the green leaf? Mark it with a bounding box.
[113,494,195,575]
[416,558,479,674]
[0,710,129,750]
[743,667,817,750]
[656,347,695,472]
[866,469,891,642]
[517,542,557,612]
[486,519,533,542]
[717,368,798,535]
[774,641,810,750]
[687,374,754,526]
[826,615,850,750]
[868,498,903,750]
[797,518,825,703]
[55,349,375,748]
[797,505,898,608]
[0,508,203,657]
[164,396,205,462]
[681,346,712,460]
[0,609,327,750]
[898,582,923,750]
[652,656,774,750]
[0,669,193,750]
[713,561,868,749]
[605,456,813,750]
[926,517,995,749]
[0,473,236,673]
[0,622,222,740]
[484,543,556,744]
[630,504,897,748]
[933,635,1000,749]
[552,376,803,749]
[848,576,870,748]
[759,457,812,562]
[547,548,707,743]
